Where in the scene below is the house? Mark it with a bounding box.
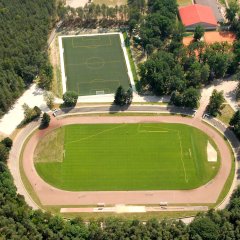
[179,4,218,30]
[194,0,224,23]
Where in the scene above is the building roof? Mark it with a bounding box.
[179,4,217,27]
[195,0,224,22]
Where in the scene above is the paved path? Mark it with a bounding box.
[8,120,40,209]
[0,84,48,136]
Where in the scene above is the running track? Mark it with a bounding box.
[19,115,232,206]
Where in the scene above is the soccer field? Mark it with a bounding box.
[34,123,220,191]
[60,34,131,96]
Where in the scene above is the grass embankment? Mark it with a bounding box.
[123,32,138,82]
[217,103,235,126]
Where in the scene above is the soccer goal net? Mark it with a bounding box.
[96,90,105,95]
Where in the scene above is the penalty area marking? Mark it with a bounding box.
[189,148,192,158]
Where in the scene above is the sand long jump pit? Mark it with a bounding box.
[59,33,135,96]
[20,116,233,206]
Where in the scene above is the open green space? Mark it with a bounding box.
[62,34,130,96]
[34,123,220,191]
[217,103,235,126]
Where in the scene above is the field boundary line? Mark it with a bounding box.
[191,135,201,178]
[71,35,112,48]
[178,131,188,183]
[58,36,67,94]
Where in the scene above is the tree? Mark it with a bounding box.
[41,113,51,128]
[207,90,225,117]
[0,143,9,163]
[63,91,78,107]
[1,137,13,149]
[202,43,233,79]
[139,51,186,95]
[126,87,133,104]
[190,217,220,240]
[182,87,200,109]
[230,110,240,126]
[38,62,53,90]
[229,110,240,139]
[114,86,126,106]
[33,106,41,118]
[44,91,55,109]
[226,1,239,23]
[23,104,35,122]
[129,19,138,36]
[21,104,42,125]
[171,87,200,109]
[201,64,210,84]
[193,25,205,41]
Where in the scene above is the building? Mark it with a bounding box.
[179,4,218,30]
[194,0,224,22]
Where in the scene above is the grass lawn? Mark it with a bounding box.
[61,34,130,96]
[34,123,220,191]
[177,0,192,6]
[217,103,235,126]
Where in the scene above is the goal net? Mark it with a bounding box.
[96,90,105,95]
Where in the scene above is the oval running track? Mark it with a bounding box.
[19,115,232,206]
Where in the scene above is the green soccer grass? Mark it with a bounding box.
[62,34,130,96]
[34,123,220,191]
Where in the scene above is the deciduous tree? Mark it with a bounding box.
[63,91,78,107]
[207,90,225,117]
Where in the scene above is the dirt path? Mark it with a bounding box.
[21,115,231,206]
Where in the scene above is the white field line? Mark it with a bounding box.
[119,32,136,91]
[58,36,67,94]
[178,131,188,183]
[189,148,192,158]
[65,124,125,145]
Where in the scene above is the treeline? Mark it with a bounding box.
[0,0,56,116]
[133,0,240,109]
[1,152,240,239]
[59,0,146,28]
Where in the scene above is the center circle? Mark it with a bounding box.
[86,57,105,69]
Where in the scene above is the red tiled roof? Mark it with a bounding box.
[179,4,217,27]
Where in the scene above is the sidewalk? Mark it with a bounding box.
[0,84,48,135]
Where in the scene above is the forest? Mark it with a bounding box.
[0,0,56,116]
[0,153,240,239]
